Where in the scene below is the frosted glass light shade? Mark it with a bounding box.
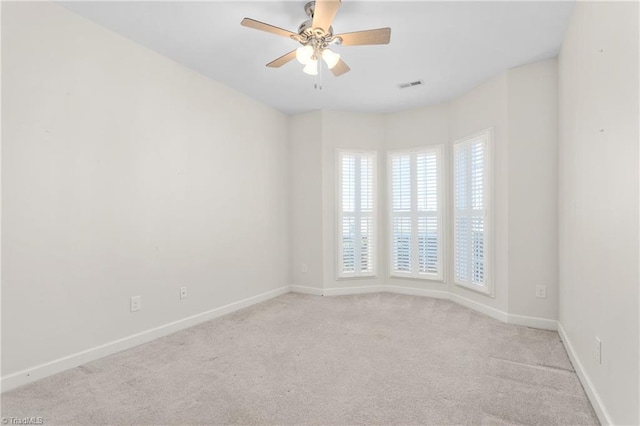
[303,59,318,76]
[322,49,340,69]
[296,45,314,65]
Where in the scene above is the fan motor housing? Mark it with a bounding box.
[298,19,333,38]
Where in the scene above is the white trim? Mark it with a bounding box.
[558,323,612,426]
[323,285,383,296]
[323,285,449,299]
[449,292,507,323]
[507,313,557,331]
[0,285,291,393]
[2,284,560,394]
[290,285,324,296]
[321,285,555,331]
[380,285,449,300]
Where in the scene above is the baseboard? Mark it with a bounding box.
[290,285,324,296]
[2,283,559,394]
[558,323,613,425]
[321,285,557,331]
[449,292,509,323]
[381,285,449,299]
[0,285,291,393]
[323,285,449,299]
[323,285,384,296]
[508,313,558,331]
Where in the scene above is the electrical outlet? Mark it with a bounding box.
[180,286,187,299]
[535,285,547,298]
[130,296,141,312]
[301,264,308,273]
[595,337,602,364]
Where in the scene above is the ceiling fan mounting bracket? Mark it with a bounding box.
[304,1,316,18]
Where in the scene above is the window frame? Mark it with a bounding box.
[336,149,378,279]
[452,128,494,296]
[387,145,445,281]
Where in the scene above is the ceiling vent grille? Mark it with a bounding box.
[399,80,424,89]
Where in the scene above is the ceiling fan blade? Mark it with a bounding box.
[331,58,350,77]
[241,18,297,38]
[266,50,297,68]
[312,0,342,32]
[335,28,391,46]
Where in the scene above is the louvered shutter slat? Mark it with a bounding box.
[341,216,355,273]
[393,216,412,272]
[360,217,374,273]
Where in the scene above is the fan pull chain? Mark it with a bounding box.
[314,58,323,91]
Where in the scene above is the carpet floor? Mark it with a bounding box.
[2,292,598,425]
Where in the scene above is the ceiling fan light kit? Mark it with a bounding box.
[321,49,341,69]
[303,59,319,76]
[241,0,391,83]
[296,45,314,64]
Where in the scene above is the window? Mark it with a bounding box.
[453,129,492,295]
[337,150,377,278]
[388,146,443,280]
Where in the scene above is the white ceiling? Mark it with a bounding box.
[60,1,574,115]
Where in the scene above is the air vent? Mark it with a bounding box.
[399,80,424,89]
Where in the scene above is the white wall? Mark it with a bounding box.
[9,2,635,420]
[290,61,559,326]
[321,111,386,291]
[558,1,639,424]
[2,2,289,378]
[507,59,559,321]
[385,104,450,293]
[289,112,323,291]
[385,63,558,323]
[448,74,510,313]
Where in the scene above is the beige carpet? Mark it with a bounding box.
[2,293,598,425]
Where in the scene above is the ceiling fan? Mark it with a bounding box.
[241,0,391,77]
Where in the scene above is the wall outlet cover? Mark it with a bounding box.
[130,296,141,312]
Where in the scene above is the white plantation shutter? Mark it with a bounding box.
[454,130,492,294]
[338,150,377,278]
[389,146,443,280]
[391,154,411,273]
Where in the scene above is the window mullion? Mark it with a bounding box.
[410,152,418,276]
[466,144,473,283]
[338,158,345,274]
[354,156,362,275]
